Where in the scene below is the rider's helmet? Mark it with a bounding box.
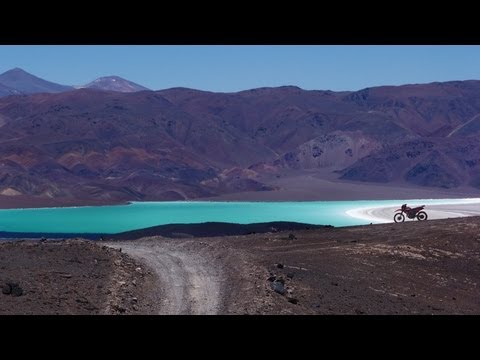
[401,204,407,211]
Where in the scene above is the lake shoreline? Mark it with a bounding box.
[0,194,130,210]
[2,175,480,209]
[1,198,480,235]
[347,201,480,223]
[2,200,480,239]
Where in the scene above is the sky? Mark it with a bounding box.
[1,45,480,92]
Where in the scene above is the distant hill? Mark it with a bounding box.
[0,68,73,94]
[0,69,150,96]
[81,76,150,92]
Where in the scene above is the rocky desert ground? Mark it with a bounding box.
[2,216,480,315]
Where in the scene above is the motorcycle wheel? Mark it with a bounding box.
[394,213,405,223]
[416,211,428,221]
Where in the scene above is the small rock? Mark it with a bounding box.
[135,267,143,273]
[60,274,72,279]
[287,298,299,304]
[114,305,127,313]
[288,233,296,240]
[276,263,284,269]
[118,281,126,286]
[276,277,285,284]
[131,297,138,303]
[6,283,23,297]
[286,272,295,279]
[114,260,122,266]
[452,297,456,300]
[2,283,12,295]
[132,304,138,311]
[132,280,137,286]
[331,281,339,286]
[355,309,365,314]
[85,304,98,311]
[271,281,286,295]
[267,276,276,282]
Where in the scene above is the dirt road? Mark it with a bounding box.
[105,239,223,315]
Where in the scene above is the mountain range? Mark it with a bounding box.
[0,68,151,95]
[0,68,480,203]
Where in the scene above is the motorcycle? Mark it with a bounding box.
[393,204,428,223]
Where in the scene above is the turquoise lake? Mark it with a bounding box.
[0,199,478,234]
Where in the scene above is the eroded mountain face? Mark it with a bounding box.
[1,80,480,202]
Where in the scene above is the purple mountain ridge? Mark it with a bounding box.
[1,77,480,203]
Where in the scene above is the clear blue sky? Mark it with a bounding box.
[1,45,480,92]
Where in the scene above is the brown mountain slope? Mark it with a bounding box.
[2,81,480,202]
[340,138,480,189]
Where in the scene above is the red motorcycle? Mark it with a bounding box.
[394,204,428,223]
